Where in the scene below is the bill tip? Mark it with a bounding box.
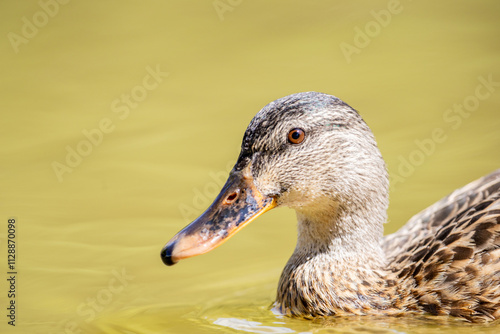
[161,243,178,266]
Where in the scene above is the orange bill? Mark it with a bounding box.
[161,166,276,266]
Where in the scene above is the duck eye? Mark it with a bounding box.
[287,128,305,144]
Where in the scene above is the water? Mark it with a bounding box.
[1,1,500,333]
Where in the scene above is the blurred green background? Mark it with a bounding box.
[1,1,499,333]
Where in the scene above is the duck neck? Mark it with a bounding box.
[295,204,385,260]
[275,203,390,316]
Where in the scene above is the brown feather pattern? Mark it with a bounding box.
[169,92,500,323]
[256,93,500,322]
[384,171,500,322]
[275,171,500,322]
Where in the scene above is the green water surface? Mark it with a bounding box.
[1,1,500,333]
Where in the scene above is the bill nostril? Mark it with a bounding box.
[223,189,240,205]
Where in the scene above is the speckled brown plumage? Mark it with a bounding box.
[163,92,500,323]
[383,171,500,322]
[248,93,500,322]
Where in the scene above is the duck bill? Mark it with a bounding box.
[161,166,276,266]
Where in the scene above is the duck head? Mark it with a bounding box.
[161,92,388,266]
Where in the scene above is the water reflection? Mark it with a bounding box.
[214,318,296,334]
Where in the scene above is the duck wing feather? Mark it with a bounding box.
[383,169,500,322]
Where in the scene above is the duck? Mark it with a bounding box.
[161,92,500,322]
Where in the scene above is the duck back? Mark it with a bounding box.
[384,169,500,322]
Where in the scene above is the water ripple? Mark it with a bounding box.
[214,317,298,334]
